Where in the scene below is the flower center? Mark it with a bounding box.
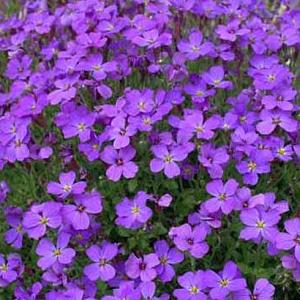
[196,90,204,97]
[63,184,72,192]
[77,205,86,212]
[277,148,286,156]
[93,64,102,71]
[187,238,194,245]
[247,161,257,171]
[143,117,151,125]
[240,116,247,122]
[220,278,229,287]
[272,117,281,125]
[16,224,22,232]
[267,74,276,81]
[53,249,62,257]
[295,236,300,244]
[192,45,199,52]
[99,258,107,266]
[213,79,221,86]
[15,140,22,147]
[131,205,140,215]
[164,154,173,163]
[256,220,265,229]
[117,159,124,166]
[77,123,86,132]
[160,256,168,265]
[139,262,146,270]
[39,216,49,225]
[189,285,199,294]
[195,125,204,133]
[138,101,145,110]
[119,129,127,136]
[0,263,8,273]
[219,193,227,201]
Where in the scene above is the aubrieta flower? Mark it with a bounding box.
[206,261,247,299]
[276,218,300,262]
[36,233,75,270]
[173,270,207,300]
[84,242,118,282]
[115,191,152,229]
[150,144,189,178]
[125,253,160,282]
[108,116,137,149]
[47,171,87,199]
[204,179,239,215]
[0,253,23,287]
[239,207,280,243]
[102,281,141,300]
[202,66,233,89]
[171,223,209,258]
[198,144,229,179]
[177,30,213,60]
[4,207,24,249]
[256,110,297,135]
[0,180,9,202]
[101,145,138,182]
[23,201,62,240]
[62,191,102,230]
[233,278,275,300]
[154,240,184,282]
[14,282,42,300]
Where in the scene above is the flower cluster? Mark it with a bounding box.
[0,0,300,298]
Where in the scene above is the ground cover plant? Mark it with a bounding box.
[0,0,300,299]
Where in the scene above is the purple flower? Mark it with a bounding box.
[5,126,30,162]
[61,109,96,142]
[150,144,188,178]
[171,224,209,258]
[154,240,184,282]
[0,180,9,202]
[202,66,232,89]
[48,77,77,105]
[178,111,221,141]
[125,253,160,282]
[216,20,249,42]
[262,88,295,111]
[178,31,213,60]
[184,80,215,104]
[239,207,280,243]
[108,116,137,149]
[236,151,270,185]
[251,278,275,300]
[77,54,117,80]
[256,110,297,135]
[115,191,152,229]
[36,233,75,270]
[23,202,62,240]
[204,179,239,215]
[206,261,247,299]
[276,218,300,262]
[173,270,207,300]
[14,282,42,300]
[0,253,23,287]
[84,242,118,282]
[4,207,23,249]
[101,145,138,182]
[198,144,229,179]
[47,171,86,199]
[102,281,141,300]
[132,29,172,49]
[63,191,102,230]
